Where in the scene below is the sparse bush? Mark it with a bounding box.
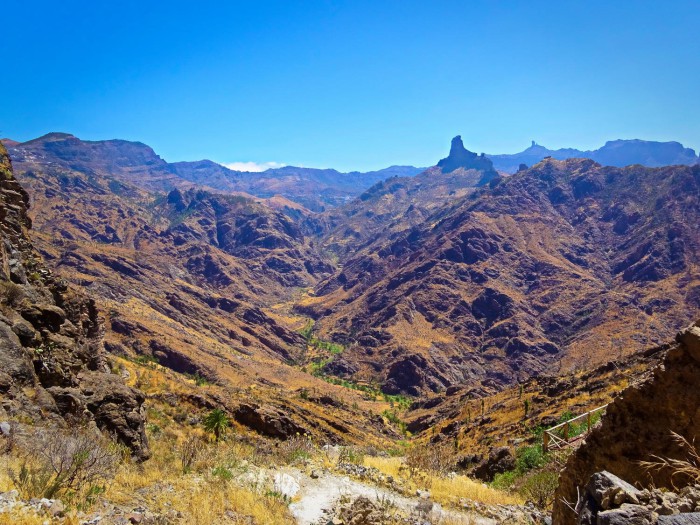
[338,446,365,466]
[0,280,23,307]
[405,442,456,476]
[520,469,559,508]
[639,431,700,487]
[278,434,316,464]
[9,427,118,501]
[180,434,203,473]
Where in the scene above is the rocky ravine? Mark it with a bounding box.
[553,320,700,524]
[0,143,149,460]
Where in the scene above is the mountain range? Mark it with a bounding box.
[487,139,700,173]
[2,130,700,523]
[3,131,698,404]
[4,133,697,214]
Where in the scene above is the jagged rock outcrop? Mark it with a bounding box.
[0,143,149,460]
[553,321,700,524]
[573,470,700,524]
[437,136,498,183]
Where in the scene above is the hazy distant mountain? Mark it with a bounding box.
[2,133,424,212]
[172,162,425,211]
[488,139,699,173]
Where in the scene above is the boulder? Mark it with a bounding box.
[587,471,641,510]
[471,446,515,482]
[338,496,385,525]
[233,403,306,439]
[657,514,700,524]
[597,504,653,525]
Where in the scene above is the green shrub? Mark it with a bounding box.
[515,444,546,473]
[491,470,518,490]
[338,446,365,465]
[212,465,233,481]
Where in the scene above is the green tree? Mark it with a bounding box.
[203,409,230,442]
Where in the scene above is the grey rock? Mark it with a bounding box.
[597,504,652,525]
[587,471,641,510]
[657,513,700,524]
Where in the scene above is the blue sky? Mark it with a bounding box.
[1,0,698,171]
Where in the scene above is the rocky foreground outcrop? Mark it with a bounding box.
[0,143,149,460]
[573,470,700,524]
[553,321,700,524]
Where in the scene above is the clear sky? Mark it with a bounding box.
[1,0,698,171]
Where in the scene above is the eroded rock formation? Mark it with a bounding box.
[0,143,149,460]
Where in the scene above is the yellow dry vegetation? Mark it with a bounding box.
[386,310,454,351]
[0,409,294,525]
[111,439,294,525]
[363,456,522,507]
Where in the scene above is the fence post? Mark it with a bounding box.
[564,422,569,441]
[543,432,549,453]
[587,412,592,433]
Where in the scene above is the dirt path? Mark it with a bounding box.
[274,467,497,525]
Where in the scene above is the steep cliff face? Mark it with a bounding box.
[552,320,700,524]
[0,143,149,460]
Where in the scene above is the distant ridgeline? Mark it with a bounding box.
[2,133,698,211]
[487,138,699,173]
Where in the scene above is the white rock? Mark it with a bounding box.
[274,472,300,499]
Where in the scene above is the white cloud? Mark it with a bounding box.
[220,161,286,172]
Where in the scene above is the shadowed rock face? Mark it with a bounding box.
[552,321,700,525]
[0,143,149,460]
[437,136,498,183]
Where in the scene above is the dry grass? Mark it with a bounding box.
[639,431,700,489]
[108,432,296,524]
[0,414,294,525]
[363,456,522,507]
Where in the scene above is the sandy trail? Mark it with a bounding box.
[276,467,497,525]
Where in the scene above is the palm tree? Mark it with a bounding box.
[203,408,229,442]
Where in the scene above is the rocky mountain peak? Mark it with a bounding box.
[437,136,497,181]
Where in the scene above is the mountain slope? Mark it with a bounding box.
[172,161,425,211]
[6,141,410,445]
[318,135,500,262]
[303,158,700,395]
